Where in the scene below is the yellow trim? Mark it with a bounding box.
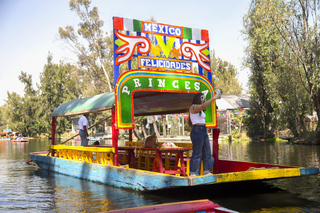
[48,145,115,166]
[216,168,301,183]
[49,145,115,153]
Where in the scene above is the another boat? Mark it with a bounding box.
[29,17,319,192]
[12,137,29,142]
[0,132,11,141]
[107,199,238,213]
[0,129,12,141]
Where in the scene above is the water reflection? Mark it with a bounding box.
[0,139,320,212]
[220,140,320,168]
[33,170,155,212]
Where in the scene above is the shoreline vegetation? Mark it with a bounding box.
[2,0,320,144]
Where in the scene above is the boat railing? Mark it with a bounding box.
[47,144,214,176]
[122,141,213,175]
[48,145,115,166]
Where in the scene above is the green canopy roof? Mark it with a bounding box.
[51,92,115,117]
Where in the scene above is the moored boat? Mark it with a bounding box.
[29,16,319,192]
[0,129,12,141]
[106,199,238,213]
[0,133,10,141]
[12,137,29,142]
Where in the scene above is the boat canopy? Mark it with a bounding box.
[50,90,195,118]
[51,92,115,117]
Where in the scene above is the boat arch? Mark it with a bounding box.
[115,69,218,129]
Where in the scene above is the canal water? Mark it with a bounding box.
[1,139,320,212]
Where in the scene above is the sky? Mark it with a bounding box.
[0,0,251,106]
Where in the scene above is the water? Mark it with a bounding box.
[1,139,320,212]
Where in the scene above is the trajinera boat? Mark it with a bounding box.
[0,129,14,141]
[29,17,319,191]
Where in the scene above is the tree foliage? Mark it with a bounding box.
[38,53,81,135]
[1,2,248,139]
[4,72,40,137]
[243,0,317,142]
[59,0,114,96]
[2,54,81,137]
[211,51,243,94]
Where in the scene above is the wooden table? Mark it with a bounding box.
[151,148,191,176]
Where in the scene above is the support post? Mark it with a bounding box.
[212,128,220,174]
[51,117,56,157]
[112,108,119,166]
[129,129,132,142]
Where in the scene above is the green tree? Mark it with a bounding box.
[243,0,316,141]
[5,92,24,133]
[243,0,282,138]
[0,105,7,131]
[4,72,40,137]
[39,53,81,136]
[211,51,243,94]
[59,0,113,96]
[270,0,320,143]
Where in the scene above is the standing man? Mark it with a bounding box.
[78,113,89,146]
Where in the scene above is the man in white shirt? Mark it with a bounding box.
[78,113,89,146]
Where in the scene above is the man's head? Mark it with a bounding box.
[84,113,89,117]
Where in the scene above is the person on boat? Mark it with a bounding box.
[16,133,22,140]
[196,156,214,176]
[188,92,221,177]
[78,113,89,146]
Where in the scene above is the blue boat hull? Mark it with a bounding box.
[0,138,10,141]
[29,152,209,191]
[29,152,319,191]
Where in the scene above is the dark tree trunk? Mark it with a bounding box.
[141,122,147,139]
[133,126,142,141]
[152,116,160,138]
[162,115,167,138]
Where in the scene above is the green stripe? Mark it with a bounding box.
[133,19,142,32]
[183,27,192,39]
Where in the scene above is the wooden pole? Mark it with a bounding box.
[212,128,220,174]
[129,129,132,141]
[51,117,56,157]
[112,108,119,166]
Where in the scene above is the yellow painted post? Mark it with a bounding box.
[165,153,170,169]
[123,151,127,164]
[186,159,190,176]
[146,151,150,171]
[200,161,203,175]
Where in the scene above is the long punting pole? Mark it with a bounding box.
[51,117,56,157]
[112,108,119,166]
[212,128,220,173]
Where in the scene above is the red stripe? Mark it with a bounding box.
[201,29,209,42]
[113,17,123,30]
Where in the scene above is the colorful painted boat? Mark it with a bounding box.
[29,17,319,192]
[0,131,11,141]
[106,199,237,213]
